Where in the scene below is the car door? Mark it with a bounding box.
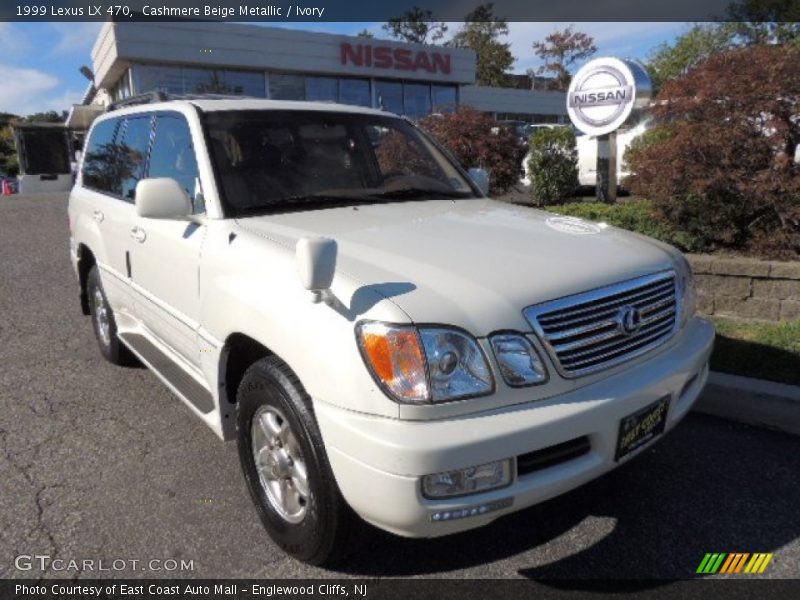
[128,113,206,368]
[79,116,137,317]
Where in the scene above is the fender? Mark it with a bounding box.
[197,222,411,426]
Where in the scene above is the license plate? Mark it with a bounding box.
[615,396,670,461]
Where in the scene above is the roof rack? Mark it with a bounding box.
[106,91,263,112]
[106,91,169,112]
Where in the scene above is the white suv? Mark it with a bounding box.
[68,98,714,565]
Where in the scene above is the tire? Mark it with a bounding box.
[236,356,360,566]
[86,265,136,366]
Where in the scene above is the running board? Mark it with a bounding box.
[119,332,214,414]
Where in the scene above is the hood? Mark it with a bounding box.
[236,199,676,335]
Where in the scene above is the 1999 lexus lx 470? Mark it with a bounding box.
[69,97,714,565]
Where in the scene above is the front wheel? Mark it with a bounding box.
[236,356,360,565]
[86,265,136,366]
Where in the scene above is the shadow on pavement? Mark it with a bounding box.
[329,414,799,584]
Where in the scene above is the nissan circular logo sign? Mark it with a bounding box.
[567,57,652,136]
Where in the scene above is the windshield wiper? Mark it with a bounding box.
[367,188,472,200]
[235,194,381,216]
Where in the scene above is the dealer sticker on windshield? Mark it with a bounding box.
[615,396,670,461]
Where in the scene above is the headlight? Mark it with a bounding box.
[356,322,493,404]
[489,333,548,386]
[674,254,696,325]
[422,459,513,498]
[420,328,493,401]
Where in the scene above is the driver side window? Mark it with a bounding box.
[149,115,203,213]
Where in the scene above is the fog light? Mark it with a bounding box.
[431,497,513,521]
[422,459,512,498]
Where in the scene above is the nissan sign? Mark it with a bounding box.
[567,58,652,136]
[341,43,452,75]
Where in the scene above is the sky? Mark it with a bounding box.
[0,21,689,117]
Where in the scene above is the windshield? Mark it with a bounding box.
[204,110,478,216]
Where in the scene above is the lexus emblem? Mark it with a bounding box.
[617,305,642,335]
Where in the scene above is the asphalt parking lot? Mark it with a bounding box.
[1,193,798,582]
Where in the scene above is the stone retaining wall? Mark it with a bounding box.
[687,255,800,321]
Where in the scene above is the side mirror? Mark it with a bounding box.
[135,178,192,219]
[468,167,490,196]
[296,237,337,303]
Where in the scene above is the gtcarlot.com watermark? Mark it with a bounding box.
[14,554,195,573]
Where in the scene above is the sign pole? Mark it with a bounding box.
[567,57,651,205]
[595,132,617,203]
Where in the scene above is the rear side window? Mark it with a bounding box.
[82,118,120,194]
[148,115,201,210]
[118,116,153,201]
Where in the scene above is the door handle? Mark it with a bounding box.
[92,210,104,223]
[130,226,146,243]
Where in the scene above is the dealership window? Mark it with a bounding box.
[375,81,403,115]
[269,73,306,101]
[132,64,265,97]
[118,116,153,201]
[403,83,432,120]
[306,77,338,102]
[148,115,201,211]
[111,70,132,101]
[133,64,185,95]
[223,70,266,97]
[338,78,370,107]
[432,85,457,113]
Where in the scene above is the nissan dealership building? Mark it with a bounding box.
[74,20,567,125]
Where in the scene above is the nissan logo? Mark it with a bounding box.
[567,58,652,137]
[617,305,643,336]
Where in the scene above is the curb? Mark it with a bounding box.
[693,371,800,436]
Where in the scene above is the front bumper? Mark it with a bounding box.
[315,317,715,538]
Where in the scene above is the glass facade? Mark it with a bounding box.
[305,76,338,102]
[126,63,459,118]
[375,81,403,115]
[432,85,457,113]
[338,78,371,107]
[269,73,305,100]
[133,64,266,97]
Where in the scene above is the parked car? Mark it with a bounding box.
[521,120,650,189]
[576,119,651,188]
[69,97,714,565]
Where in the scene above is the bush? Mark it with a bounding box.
[526,127,578,206]
[548,200,704,252]
[627,45,800,258]
[418,107,523,195]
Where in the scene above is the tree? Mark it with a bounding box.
[628,45,800,258]
[356,29,375,39]
[449,4,514,87]
[531,26,597,92]
[24,111,67,123]
[728,0,800,45]
[647,9,800,93]
[527,127,578,205]
[419,107,523,195]
[647,24,737,91]
[382,7,447,44]
[0,112,20,175]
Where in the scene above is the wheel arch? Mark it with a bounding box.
[219,332,275,407]
[77,244,96,316]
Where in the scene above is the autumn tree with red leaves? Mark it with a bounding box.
[419,107,523,195]
[627,45,800,258]
[532,26,597,92]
